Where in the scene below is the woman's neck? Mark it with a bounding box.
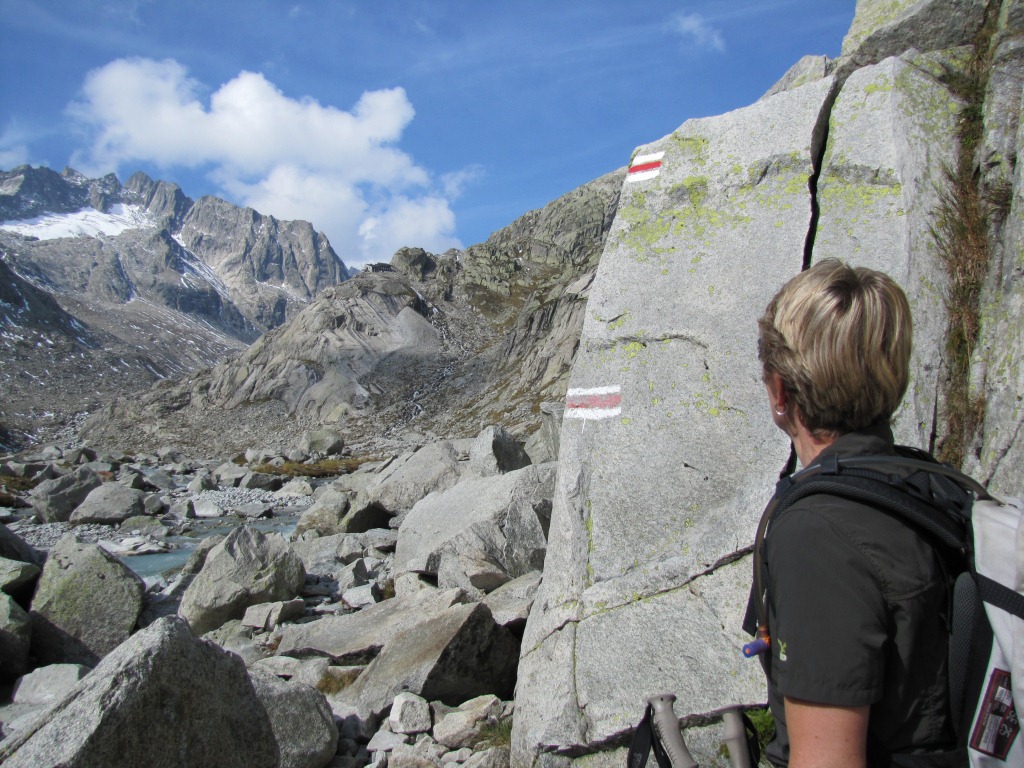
[791,424,836,467]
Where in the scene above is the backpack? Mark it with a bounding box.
[743,446,1024,766]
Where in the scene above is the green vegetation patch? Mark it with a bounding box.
[929,6,1000,467]
[252,457,380,478]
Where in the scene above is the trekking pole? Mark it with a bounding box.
[648,695,698,768]
[721,708,753,768]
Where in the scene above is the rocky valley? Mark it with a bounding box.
[2,1,1024,767]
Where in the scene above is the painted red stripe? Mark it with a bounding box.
[566,393,622,409]
[628,160,662,174]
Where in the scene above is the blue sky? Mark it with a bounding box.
[1,1,856,268]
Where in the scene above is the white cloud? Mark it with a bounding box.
[671,12,725,52]
[358,195,461,264]
[441,164,485,200]
[67,57,466,267]
[0,123,32,169]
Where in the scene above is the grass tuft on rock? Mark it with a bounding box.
[931,9,999,467]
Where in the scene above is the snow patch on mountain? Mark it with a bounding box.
[0,204,155,240]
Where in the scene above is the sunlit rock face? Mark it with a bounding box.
[512,1,1024,766]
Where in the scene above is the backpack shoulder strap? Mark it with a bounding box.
[770,465,971,553]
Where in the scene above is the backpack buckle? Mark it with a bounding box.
[818,453,841,476]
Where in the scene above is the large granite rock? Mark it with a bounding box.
[969,1,1024,493]
[395,464,555,596]
[358,441,464,515]
[28,468,102,523]
[30,536,144,666]
[812,52,963,448]
[839,0,988,67]
[0,592,31,682]
[68,482,146,525]
[467,426,532,477]
[513,76,839,766]
[0,616,279,767]
[249,668,339,768]
[0,524,42,567]
[276,587,467,663]
[178,526,306,635]
[333,602,519,720]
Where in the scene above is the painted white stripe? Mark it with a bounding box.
[567,385,621,397]
[631,151,664,166]
[565,406,622,421]
[626,169,661,183]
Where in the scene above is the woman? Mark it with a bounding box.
[749,259,957,767]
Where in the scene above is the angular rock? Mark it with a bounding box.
[336,558,371,593]
[68,482,146,525]
[433,695,503,749]
[11,663,91,705]
[338,534,367,564]
[368,729,411,753]
[250,668,339,768]
[333,602,518,720]
[162,535,223,598]
[463,747,509,768]
[467,426,531,477]
[0,593,31,682]
[390,691,433,735]
[343,583,382,610]
[291,532,347,576]
[215,461,250,487]
[168,498,196,519]
[28,467,101,523]
[839,0,987,68]
[235,501,274,519]
[142,492,166,515]
[0,616,279,767]
[390,737,448,768]
[276,477,315,497]
[242,599,306,631]
[178,526,306,635]
[30,535,144,666]
[0,556,40,600]
[276,587,467,663]
[301,428,346,457]
[523,402,564,465]
[359,442,463,515]
[0,524,41,566]
[141,468,177,491]
[188,471,218,492]
[98,536,170,556]
[240,471,284,491]
[762,54,830,99]
[197,499,229,518]
[294,488,351,538]
[395,464,555,594]
[118,514,170,538]
[481,571,542,628]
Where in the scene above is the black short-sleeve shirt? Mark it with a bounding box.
[759,425,956,766]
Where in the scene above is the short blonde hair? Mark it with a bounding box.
[757,258,912,437]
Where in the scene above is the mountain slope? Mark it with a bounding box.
[0,165,350,450]
[83,168,625,456]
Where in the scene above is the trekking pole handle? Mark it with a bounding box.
[722,708,752,768]
[648,694,698,768]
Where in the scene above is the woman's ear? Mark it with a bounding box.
[767,371,788,415]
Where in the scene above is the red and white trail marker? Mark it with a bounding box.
[626,151,664,182]
[565,385,622,420]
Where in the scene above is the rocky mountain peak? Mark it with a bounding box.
[0,166,353,451]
